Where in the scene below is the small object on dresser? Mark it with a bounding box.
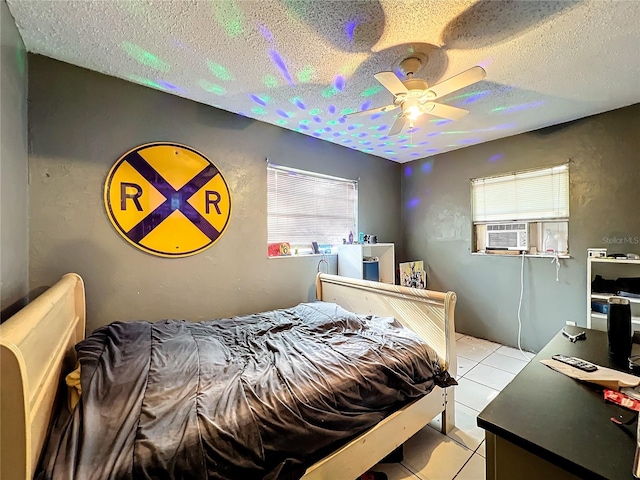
[348,231,353,244]
[588,248,607,258]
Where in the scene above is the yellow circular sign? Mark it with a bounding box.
[104,142,231,258]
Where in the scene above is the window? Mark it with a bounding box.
[267,164,357,255]
[471,164,570,255]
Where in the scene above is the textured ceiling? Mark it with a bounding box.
[7,0,640,163]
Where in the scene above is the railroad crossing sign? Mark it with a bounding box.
[104,142,231,257]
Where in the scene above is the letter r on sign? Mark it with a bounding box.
[121,182,143,211]
[205,190,221,214]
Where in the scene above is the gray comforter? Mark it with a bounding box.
[40,302,453,479]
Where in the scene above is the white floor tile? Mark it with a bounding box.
[457,356,478,379]
[454,454,486,480]
[476,441,486,458]
[457,336,500,362]
[402,425,474,480]
[482,352,528,375]
[371,462,419,479]
[464,363,515,392]
[496,345,535,361]
[455,378,500,412]
[428,402,485,451]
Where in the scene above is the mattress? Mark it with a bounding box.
[38,301,454,480]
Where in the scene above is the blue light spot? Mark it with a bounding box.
[313,116,322,123]
[158,80,178,90]
[385,150,395,154]
[333,132,341,137]
[348,125,357,131]
[364,148,374,152]
[338,117,346,124]
[358,133,367,138]
[328,105,336,114]
[360,141,371,145]
[489,153,503,162]
[427,132,439,137]
[379,135,389,140]
[345,20,358,41]
[343,138,352,143]
[421,162,433,174]
[407,198,420,209]
[407,127,421,133]
[405,166,413,177]
[313,132,321,137]
[324,127,332,132]
[411,153,420,157]
[269,50,294,86]
[397,138,408,143]
[259,24,274,43]
[250,94,267,106]
[360,100,372,111]
[334,75,345,91]
[370,112,383,120]
[434,119,452,126]
[377,125,388,132]
[377,143,386,147]
[419,141,429,145]
[299,124,309,130]
[426,148,439,153]
[276,109,290,118]
[295,98,306,110]
[463,91,490,104]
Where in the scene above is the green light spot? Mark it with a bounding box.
[299,120,311,125]
[211,0,244,38]
[276,119,288,126]
[340,108,356,115]
[398,135,409,139]
[297,65,315,83]
[309,108,322,115]
[251,107,267,115]
[294,128,304,133]
[361,85,383,97]
[321,85,339,98]
[286,111,296,118]
[492,106,507,112]
[314,129,324,134]
[368,125,380,130]
[263,75,278,88]
[128,74,166,90]
[206,60,233,80]
[121,42,169,72]
[327,120,339,126]
[385,141,394,145]
[198,79,226,95]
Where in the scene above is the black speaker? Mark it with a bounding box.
[608,297,632,359]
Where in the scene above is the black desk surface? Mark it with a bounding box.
[477,326,638,480]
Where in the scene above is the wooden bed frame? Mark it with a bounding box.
[0,272,456,480]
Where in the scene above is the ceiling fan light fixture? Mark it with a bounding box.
[405,105,422,121]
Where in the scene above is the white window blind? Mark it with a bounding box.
[267,165,357,245]
[472,164,569,223]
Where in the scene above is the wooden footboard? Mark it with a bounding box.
[0,274,85,480]
[303,274,457,478]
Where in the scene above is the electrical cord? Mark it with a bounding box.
[551,254,561,282]
[517,252,530,361]
[317,254,328,274]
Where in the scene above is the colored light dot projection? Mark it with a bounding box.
[334,75,345,91]
[263,75,279,88]
[361,85,383,97]
[290,97,306,110]
[297,65,315,83]
[370,112,383,120]
[251,107,266,115]
[250,94,270,106]
[269,50,294,86]
[275,109,290,118]
[197,80,226,95]
[276,119,288,126]
[322,86,339,98]
[309,108,322,115]
[128,74,166,90]
[345,20,358,41]
[122,42,169,72]
[312,116,322,123]
[299,119,311,125]
[212,0,244,38]
[326,120,339,126]
[207,61,233,80]
[340,108,356,115]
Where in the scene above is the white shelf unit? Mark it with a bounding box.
[587,257,640,331]
[338,243,395,284]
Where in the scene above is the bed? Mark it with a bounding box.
[0,272,457,479]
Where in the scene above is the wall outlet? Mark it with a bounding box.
[565,321,576,326]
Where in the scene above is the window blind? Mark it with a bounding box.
[267,165,357,245]
[472,164,569,223]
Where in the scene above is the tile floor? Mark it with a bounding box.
[371,333,534,480]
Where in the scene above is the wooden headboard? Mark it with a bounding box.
[0,273,85,480]
[316,273,457,372]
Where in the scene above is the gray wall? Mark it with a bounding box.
[402,104,640,352]
[0,0,28,311]
[28,55,401,333]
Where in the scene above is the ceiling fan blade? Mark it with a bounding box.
[423,66,486,100]
[388,115,407,136]
[346,104,398,117]
[426,103,469,121]
[374,71,409,96]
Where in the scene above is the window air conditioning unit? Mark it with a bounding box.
[485,222,528,251]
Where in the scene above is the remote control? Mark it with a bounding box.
[552,354,598,372]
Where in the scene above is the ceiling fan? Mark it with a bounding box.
[346,56,486,136]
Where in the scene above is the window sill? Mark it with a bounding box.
[268,253,337,259]
[471,252,571,259]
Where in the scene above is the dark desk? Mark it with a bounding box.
[477,326,638,480]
